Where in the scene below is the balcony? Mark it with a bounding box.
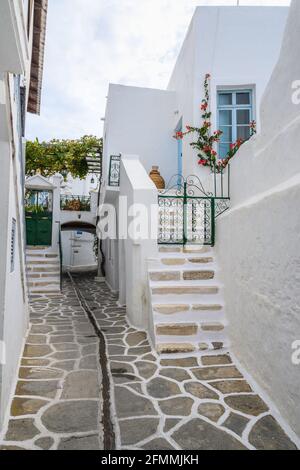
[60,195,91,212]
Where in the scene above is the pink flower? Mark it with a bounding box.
[175,131,183,140]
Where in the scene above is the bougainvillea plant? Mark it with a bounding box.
[174,74,256,172]
[26,135,102,180]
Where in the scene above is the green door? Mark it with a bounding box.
[26,212,53,246]
[25,190,53,247]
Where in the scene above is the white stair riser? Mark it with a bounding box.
[29,287,60,293]
[154,310,226,324]
[156,330,228,342]
[152,294,222,304]
[158,246,212,255]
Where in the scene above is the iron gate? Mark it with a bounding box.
[158,174,230,247]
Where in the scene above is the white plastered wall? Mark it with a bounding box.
[215,0,300,438]
[118,155,158,329]
[168,6,289,180]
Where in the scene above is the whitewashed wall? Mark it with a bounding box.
[103,85,177,186]
[62,231,97,273]
[168,6,289,179]
[101,5,289,306]
[215,0,300,438]
[118,155,158,329]
[0,75,29,429]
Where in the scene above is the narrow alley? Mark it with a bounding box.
[0,274,297,451]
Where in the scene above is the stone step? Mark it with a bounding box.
[28,274,60,281]
[157,343,196,354]
[27,260,59,266]
[149,270,215,282]
[27,266,60,273]
[26,254,59,260]
[152,286,219,296]
[156,322,226,337]
[157,341,228,355]
[153,304,223,315]
[183,246,211,254]
[28,280,60,288]
[158,247,182,254]
[30,293,63,299]
[156,323,198,336]
[29,289,61,295]
[160,257,214,266]
[26,246,49,251]
[158,246,211,254]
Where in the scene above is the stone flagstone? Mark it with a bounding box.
[0,274,297,451]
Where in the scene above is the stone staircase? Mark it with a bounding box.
[26,247,61,297]
[148,245,229,355]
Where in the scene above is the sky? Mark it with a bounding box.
[26,0,291,142]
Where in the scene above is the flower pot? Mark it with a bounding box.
[149,166,165,190]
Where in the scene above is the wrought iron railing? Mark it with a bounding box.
[60,195,91,212]
[158,166,230,247]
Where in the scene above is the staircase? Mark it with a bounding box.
[26,247,61,297]
[148,245,229,355]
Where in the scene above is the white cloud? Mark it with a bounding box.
[26,0,291,141]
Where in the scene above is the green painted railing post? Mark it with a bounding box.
[183,181,188,245]
[211,198,216,247]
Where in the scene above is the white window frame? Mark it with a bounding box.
[217,89,253,158]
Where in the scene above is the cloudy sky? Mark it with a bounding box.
[27,0,291,142]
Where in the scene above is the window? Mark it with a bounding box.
[10,219,16,273]
[217,90,253,158]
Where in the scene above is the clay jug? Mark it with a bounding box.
[149,166,165,190]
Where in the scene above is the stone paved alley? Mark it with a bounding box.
[0,274,298,450]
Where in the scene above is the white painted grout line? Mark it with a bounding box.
[230,351,300,449]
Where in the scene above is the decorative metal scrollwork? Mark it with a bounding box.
[185,175,214,198]
[215,199,230,218]
[158,197,184,244]
[158,173,230,246]
[159,174,185,197]
[108,155,121,187]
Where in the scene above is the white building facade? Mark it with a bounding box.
[102,5,289,294]
[0,0,48,430]
[100,4,300,439]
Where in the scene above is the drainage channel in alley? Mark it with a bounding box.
[0,273,298,451]
[0,274,108,450]
[68,272,115,450]
[72,273,299,451]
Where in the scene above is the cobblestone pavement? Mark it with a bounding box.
[0,274,298,450]
[73,274,298,451]
[0,277,103,451]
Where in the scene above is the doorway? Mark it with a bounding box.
[25,190,53,246]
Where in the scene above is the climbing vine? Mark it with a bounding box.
[26,135,102,180]
[174,74,256,171]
